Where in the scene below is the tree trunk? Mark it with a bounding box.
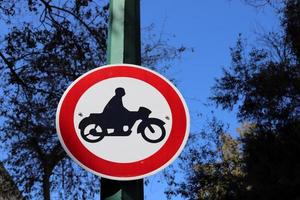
[42,173,50,200]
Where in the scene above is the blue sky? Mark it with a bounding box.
[142,0,280,134]
[141,0,280,199]
[0,0,280,199]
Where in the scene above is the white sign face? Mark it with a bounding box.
[74,77,172,163]
[56,64,189,180]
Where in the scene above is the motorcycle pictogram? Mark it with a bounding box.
[78,87,166,143]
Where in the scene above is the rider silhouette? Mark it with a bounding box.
[102,87,131,134]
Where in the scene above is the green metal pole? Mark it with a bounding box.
[101,0,143,199]
[107,0,141,65]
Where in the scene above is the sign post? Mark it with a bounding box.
[103,0,142,199]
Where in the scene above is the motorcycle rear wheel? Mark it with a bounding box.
[80,124,106,143]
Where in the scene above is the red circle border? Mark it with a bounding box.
[57,65,189,180]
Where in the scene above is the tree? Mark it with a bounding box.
[165,117,245,200]
[166,1,300,199]
[0,162,24,199]
[0,1,186,199]
[284,0,300,59]
[210,0,300,199]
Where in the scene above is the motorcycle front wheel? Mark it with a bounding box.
[140,118,166,143]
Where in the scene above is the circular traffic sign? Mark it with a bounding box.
[56,64,189,180]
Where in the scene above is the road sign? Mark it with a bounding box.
[56,64,190,180]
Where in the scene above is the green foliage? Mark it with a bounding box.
[211,34,299,129]
[241,121,300,200]
[166,118,245,200]
[284,0,300,59]
[0,162,24,199]
[209,0,300,200]
[171,1,300,200]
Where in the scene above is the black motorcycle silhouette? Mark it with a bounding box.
[78,87,166,143]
